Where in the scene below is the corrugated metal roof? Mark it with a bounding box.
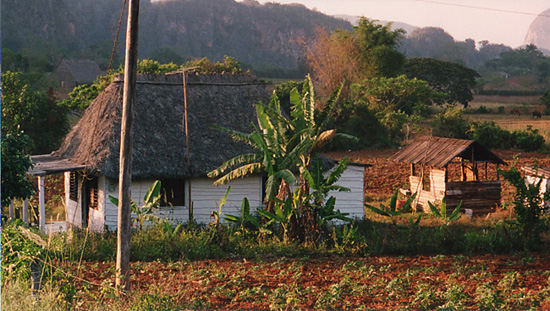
[388,136,506,168]
[522,165,550,179]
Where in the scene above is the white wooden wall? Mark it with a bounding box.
[525,175,550,208]
[64,171,80,227]
[101,176,263,230]
[189,177,263,224]
[103,179,188,230]
[326,165,365,219]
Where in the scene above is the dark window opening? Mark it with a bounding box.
[87,177,99,210]
[160,179,185,207]
[69,171,78,201]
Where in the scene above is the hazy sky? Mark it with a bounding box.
[251,0,549,48]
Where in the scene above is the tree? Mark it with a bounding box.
[351,75,444,115]
[1,132,34,206]
[1,71,68,154]
[404,58,480,107]
[304,17,405,100]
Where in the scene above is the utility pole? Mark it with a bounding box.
[116,0,139,292]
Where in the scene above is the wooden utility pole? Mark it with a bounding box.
[116,0,140,292]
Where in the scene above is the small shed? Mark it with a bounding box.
[389,136,507,214]
[522,165,550,209]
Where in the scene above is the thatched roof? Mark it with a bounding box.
[52,72,270,179]
[389,136,506,168]
[55,59,102,84]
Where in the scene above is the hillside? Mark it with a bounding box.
[1,0,351,72]
[524,8,550,55]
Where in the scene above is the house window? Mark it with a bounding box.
[69,171,78,202]
[160,179,185,207]
[87,177,99,209]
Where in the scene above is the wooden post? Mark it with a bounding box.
[38,176,46,231]
[116,0,140,292]
[461,158,466,181]
[22,199,29,224]
[9,200,15,220]
[410,163,415,176]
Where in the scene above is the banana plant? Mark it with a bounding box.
[365,189,417,225]
[428,197,462,226]
[257,195,295,243]
[223,197,262,235]
[109,180,162,230]
[211,186,231,228]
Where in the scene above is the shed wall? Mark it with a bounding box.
[326,165,365,219]
[445,181,501,214]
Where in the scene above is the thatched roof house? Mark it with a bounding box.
[52,58,102,89]
[30,72,366,231]
[53,72,267,179]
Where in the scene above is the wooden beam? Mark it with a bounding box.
[38,176,46,231]
[116,0,140,293]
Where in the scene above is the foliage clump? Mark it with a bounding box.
[432,107,545,151]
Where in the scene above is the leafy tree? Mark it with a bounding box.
[1,132,34,206]
[351,75,444,115]
[305,17,405,99]
[1,71,68,154]
[404,58,480,107]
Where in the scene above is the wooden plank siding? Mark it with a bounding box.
[188,177,263,224]
[102,177,263,229]
[445,181,501,214]
[326,165,365,219]
[410,169,446,212]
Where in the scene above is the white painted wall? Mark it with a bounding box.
[190,177,263,224]
[87,176,106,231]
[103,179,188,230]
[101,176,263,229]
[525,175,550,209]
[326,165,365,219]
[64,171,81,227]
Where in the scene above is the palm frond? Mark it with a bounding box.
[207,153,261,178]
[325,158,349,185]
[212,162,263,186]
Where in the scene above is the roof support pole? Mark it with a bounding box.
[22,198,29,224]
[116,0,140,293]
[9,200,15,220]
[38,176,46,231]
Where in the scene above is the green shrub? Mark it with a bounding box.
[512,126,545,151]
[433,108,545,151]
[1,220,45,281]
[498,166,549,250]
[432,107,470,139]
[469,121,514,149]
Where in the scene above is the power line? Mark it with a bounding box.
[414,0,550,18]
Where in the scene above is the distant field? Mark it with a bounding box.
[469,95,541,108]
[468,114,550,141]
